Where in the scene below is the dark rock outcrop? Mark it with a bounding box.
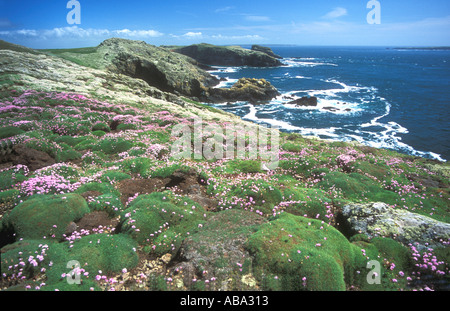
[251,45,282,59]
[287,96,318,107]
[323,106,339,112]
[207,78,280,104]
[171,43,283,67]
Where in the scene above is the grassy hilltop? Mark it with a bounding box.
[0,39,449,292]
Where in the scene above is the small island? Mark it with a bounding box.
[389,47,450,51]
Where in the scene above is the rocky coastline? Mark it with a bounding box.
[0,38,448,292]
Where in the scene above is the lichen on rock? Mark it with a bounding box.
[342,202,450,251]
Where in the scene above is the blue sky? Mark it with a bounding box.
[0,0,449,48]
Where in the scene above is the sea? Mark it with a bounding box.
[206,46,450,162]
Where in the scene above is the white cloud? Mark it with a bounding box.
[245,15,271,22]
[0,29,38,37]
[116,29,131,35]
[115,29,163,37]
[210,34,264,41]
[16,29,38,36]
[183,32,203,38]
[0,26,163,39]
[169,32,265,43]
[215,6,234,13]
[42,26,110,38]
[323,7,348,19]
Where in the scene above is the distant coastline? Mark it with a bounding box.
[389,47,450,51]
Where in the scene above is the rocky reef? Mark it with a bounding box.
[170,43,283,67]
[207,78,280,104]
[287,96,318,107]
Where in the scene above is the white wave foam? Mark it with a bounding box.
[239,101,445,161]
[207,67,445,162]
[288,80,377,104]
[212,78,239,89]
[275,91,362,115]
[282,58,338,68]
[294,75,312,79]
[352,102,445,162]
[208,66,240,74]
[353,127,446,162]
[242,104,341,136]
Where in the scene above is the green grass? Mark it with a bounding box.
[1,193,90,240]
[0,40,39,54]
[282,187,332,221]
[94,137,133,155]
[224,159,262,174]
[0,167,28,191]
[88,193,124,216]
[182,97,227,115]
[41,47,98,55]
[40,47,100,68]
[150,163,192,179]
[0,86,448,292]
[0,126,25,139]
[120,191,206,256]
[246,213,354,291]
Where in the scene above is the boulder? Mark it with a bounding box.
[251,45,282,59]
[172,43,283,67]
[323,106,340,112]
[207,78,280,104]
[342,202,450,251]
[287,96,318,107]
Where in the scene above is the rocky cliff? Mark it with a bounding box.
[251,45,282,59]
[39,39,284,103]
[171,43,283,67]
[43,38,220,99]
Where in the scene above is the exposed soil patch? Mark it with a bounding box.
[75,211,120,232]
[3,144,55,171]
[117,178,167,206]
[164,169,217,210]
[408,173,448,189]
[117,169,217,210]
